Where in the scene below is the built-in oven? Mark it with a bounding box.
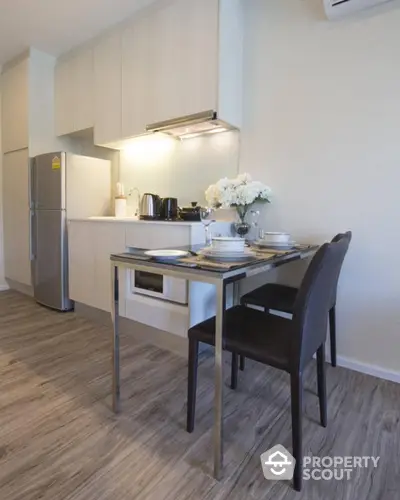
[130,269,188,304]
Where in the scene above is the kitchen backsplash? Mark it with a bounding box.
[119,130,240,213]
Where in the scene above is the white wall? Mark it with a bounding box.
[119,130,240,214]
[0,89,6,290]
[241,0,400,378]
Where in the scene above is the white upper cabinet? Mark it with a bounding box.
[120,0,220,140]
[73,48,94,132]
[94,31,122,145]
[55,58,73,136]
[151,0,219,125]
[55,47,94,136]
[93,0,243,146]
[122,12,155,139]
[1,58,29,152]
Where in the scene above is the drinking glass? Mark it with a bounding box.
[250,210,260,241]
[199,207,215,246]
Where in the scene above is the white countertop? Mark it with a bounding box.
[68,216,204,226]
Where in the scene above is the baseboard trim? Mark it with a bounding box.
[0,284,9,292]
[337,355,400,384]
[6,279,33,296]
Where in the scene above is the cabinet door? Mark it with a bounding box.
[185,0,219,114]
[125,224,190,249]
[1,59,29,152]
[68,221,96,307]
[2,149,31,285]
[122,14,155,138]
[73,47,94,132]
[55,49,94,136]
[94,223,126,312]
[94,31,122,145]
[152,0,218,124]
[55,59,74,136]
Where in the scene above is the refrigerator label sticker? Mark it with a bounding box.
[52,157,61,170]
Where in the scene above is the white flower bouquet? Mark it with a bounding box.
[205,173,271,226]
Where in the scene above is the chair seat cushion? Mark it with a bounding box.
[240,283,298,313]
[188,306,294,372]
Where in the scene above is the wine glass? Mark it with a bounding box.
[199,207,215,246]
[250,210,260,242]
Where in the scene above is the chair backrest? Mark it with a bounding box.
[329,231,352,307]
[290,233,352,371]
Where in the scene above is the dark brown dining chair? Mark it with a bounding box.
[186,236,351,491]
[238,231,352,371]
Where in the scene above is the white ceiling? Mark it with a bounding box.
[0,0,156,66]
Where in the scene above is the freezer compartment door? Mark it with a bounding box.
[31,210,72,311]
[32,152,66,210]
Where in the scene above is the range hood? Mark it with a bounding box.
[146,110,237,140]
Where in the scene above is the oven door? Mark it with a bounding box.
[131,270,188,304]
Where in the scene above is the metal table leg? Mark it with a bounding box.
[214,280,225,479]
[111,264,120,413]
[233,281,240,306]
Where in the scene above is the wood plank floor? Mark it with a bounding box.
[0,290,398,500]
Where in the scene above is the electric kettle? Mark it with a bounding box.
[139,193,161,220]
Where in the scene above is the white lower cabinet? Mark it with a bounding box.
[68,221,125,311]
[68,220,231,337]
[125,223,192,249]
[125,293,189,338]
[93,223,126,313]
[68,221,96,307]
[2,149,31,286]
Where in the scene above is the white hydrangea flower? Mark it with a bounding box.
[205,172,271,208]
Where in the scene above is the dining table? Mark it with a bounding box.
[110,242,318,480]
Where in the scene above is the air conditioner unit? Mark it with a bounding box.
[323,0,393,19]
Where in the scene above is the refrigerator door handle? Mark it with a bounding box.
[28,157,35,209]
[29,209,36,261]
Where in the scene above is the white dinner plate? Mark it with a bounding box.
[211,236,244,242]
[201,247,252,256]
[145,249,189,261]
[254,240,296,250]
[202,249,248,255]
[199,248,256,262]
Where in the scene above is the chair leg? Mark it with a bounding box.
[231,353,238,389]
[186,339,199,433]
[290,372,303,492]
[317,345,328,428]
[329,306,337,367]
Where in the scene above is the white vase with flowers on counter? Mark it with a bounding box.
[205,173,272,238]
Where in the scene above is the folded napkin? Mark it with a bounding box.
[178,255,251,270]
[178,248,298,270]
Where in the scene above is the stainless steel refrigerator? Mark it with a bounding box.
[29,152,111,311]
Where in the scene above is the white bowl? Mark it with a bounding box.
[211,236,245,253]
[261,232,291,244]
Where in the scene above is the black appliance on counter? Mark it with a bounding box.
[179,202,201,222]
[160,197,178,220]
